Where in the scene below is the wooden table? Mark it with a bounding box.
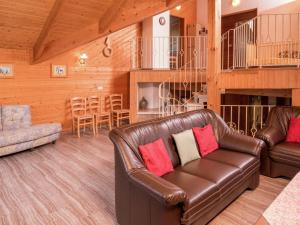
[256,172,300,225]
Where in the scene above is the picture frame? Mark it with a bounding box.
[0,64,14,78]
[51,64,67,78]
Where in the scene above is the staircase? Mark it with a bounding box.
[158,60,207,117]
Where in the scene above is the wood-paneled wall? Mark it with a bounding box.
[219,68,300,89]
[0,24,141,131]
[219,68,300,106]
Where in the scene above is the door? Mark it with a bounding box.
[170,15,185,69]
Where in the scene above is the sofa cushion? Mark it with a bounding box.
[172,129,200,166]
[178,158,242,196]
[0,123,62,148]
[205,149,259,175]
[138,138,174,176]
[2,105,32,130]
[162,170,220,224]
[192,124,219,157]
[270,142,300,167]
[286,117,300,142]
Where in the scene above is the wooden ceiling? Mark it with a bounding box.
[0,0,188,63]
[0,0,54,49]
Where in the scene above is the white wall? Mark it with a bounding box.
[221,0,300,15]
[153,11,170,69]
[197,0,300,24]
[259,0,299,13]
[142,11,170,69]
[221,0,259,16]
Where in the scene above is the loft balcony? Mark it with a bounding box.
[131,35,207,70]
[221,13,300,70]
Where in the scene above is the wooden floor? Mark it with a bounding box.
[0,133,289,225]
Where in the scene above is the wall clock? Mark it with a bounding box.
[159,17,166,26]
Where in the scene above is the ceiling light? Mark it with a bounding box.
[175,5,181,11]
[232,0,240,7]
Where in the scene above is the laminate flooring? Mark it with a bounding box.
[0,133,289,225]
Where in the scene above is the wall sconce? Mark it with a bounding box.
[79,53,88,65]
[232,0,240,7]
[95,84,103,91]
[175,5,181,11]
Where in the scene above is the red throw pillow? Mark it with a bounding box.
[192,124,219,157]
[138,138,174,176]
[286,117,300,142]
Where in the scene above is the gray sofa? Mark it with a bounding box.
[0,105,62,157]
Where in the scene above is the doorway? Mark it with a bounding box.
[221,9,257,69]
[170,15,185,69]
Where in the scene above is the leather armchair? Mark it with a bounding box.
[110,109,265,225]
[256,106,300,178]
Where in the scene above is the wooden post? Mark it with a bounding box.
[207,0,221,113]
[130,72,138,123]
[292,89,300,106]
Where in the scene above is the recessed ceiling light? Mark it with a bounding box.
[232,0,240,7]
[176,5,181,11]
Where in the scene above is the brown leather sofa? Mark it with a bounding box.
[109,110,265,225]
[256,106,300,179]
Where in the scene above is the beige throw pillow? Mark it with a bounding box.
[172,129,200,166]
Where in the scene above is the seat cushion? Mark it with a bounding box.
[177,158,242,196]
[205,149,259,175]
[162,170,220,224]
[75,114,93,119]
[0,123,62,148]
[112,109,130,114]
[270,142,300,167]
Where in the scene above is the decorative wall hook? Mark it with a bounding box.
[102,37,112,57]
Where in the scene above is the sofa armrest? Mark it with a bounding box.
[220,131,265,157]
[129,168,187,207]
[255,126,285,149]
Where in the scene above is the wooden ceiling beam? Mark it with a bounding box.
[32,0,190,64]
[33,0,64,62]
[99,0,128,34]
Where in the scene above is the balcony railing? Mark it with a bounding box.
[221,105,275,137]
[222,13,300,70]
[131,35,207,70]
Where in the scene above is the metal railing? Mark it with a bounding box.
[220,105,275,137]
[131,35,208,70]
[222,13,300,70]
[158,60,207,117]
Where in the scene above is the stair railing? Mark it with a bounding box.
[158,60,207,117]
